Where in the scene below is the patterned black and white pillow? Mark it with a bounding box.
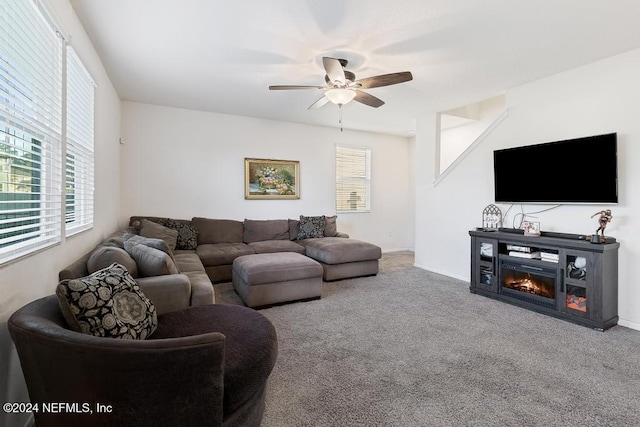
[56,263,158,339]
[297,215,326,240]
[160,218,199,250]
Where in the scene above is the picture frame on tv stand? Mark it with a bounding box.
[522,221,540,237]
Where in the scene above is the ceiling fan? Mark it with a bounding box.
[269,57,413,111]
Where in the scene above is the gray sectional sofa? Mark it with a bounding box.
[60,215,382,312]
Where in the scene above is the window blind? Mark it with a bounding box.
[335,145,371,212]
[65,46,94,236]
[0,0,63,263]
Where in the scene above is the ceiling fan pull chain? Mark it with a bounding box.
[339,105,343,132]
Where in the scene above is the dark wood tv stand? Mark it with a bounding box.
[469,229,619,330]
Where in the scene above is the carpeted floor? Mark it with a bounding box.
[215,251,640,426]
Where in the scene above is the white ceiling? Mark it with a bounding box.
[69,0,640,136]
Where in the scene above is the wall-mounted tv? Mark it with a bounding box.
[493,133,618,204]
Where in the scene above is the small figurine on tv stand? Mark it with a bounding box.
[588,209,613,244]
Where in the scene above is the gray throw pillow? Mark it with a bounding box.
[124,233,173,256]
[297,215,326,239]
[124,240,179,277]
[160,218,199,250]
[139,219,178,252]
[324,215,338,237]
[56,263,157,339]
[288,219,299,240]
[87,245,139,278]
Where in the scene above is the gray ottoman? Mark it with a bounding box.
[232,252,323,308]
[297,237,382,281]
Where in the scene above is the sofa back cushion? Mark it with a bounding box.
[243,219,289,243]
[192,217,244,244]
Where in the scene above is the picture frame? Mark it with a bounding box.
[522,220,541,237]
[244,158,300,200]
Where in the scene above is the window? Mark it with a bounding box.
[0,0,63,262]
[65,47,94,236]
[335,145,371,212]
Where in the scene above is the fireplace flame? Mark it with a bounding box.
[502,269,555,299]
[506,274,554,299]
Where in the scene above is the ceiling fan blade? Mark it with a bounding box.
[322,57,346,86]
[269,85,325,90]
[308,96,330,110]
[354,90,385,108]
[354,71,413,89]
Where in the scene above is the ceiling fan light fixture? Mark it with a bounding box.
[325,88,356,106]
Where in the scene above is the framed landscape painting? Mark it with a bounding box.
[244,158,300,199]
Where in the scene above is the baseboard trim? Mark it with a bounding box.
[382,248,414,254]
[413,263,468,282]
[617,319,640,332]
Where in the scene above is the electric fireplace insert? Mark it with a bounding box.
[500,262,557,309]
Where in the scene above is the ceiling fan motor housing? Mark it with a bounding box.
[325,70,356,86]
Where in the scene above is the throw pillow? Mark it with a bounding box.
[124,233,173,257]
[160,218,199,250]
[87,245,139,278]
[124,240,179,277]
[288,219,299,240]
[56,263,157,339]
[324,215,338,237]
[297,215,326,240]
[139,219,178,252]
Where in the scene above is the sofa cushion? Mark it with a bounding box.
[192,217,244,244]
[299,237,382,264]
[324,215,338,237]
[87,245,139,278]
[297,215,325,240]
[124,240,180,277]
[56,263,158,339]
[247,240,306,255]
[243,219,289,243]
[160,218,199,250]
[172,251,214,305]
[139,219,178,251]
[172,251,206,273]
[196,243,255,267]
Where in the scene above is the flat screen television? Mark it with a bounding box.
[493,133,618,204]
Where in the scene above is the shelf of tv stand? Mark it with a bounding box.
[469,229,619,331]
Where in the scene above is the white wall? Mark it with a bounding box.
[415,48,640,330]
[120,102,415,252]
[439,95,505,173]
[0,1,122,426]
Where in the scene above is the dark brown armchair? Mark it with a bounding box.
[8,296,277,427]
